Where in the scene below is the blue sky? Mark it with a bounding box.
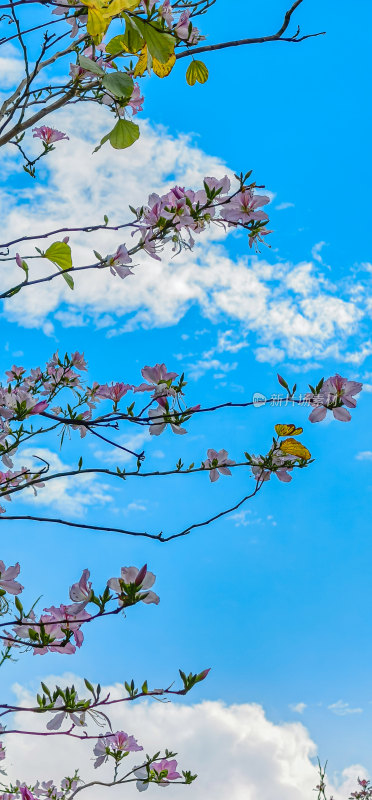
[1,0,372,794]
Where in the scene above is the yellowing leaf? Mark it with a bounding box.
[280,438,311,461]
[102,0,138,19]
[274,424,303,437]
[44,242,72,271]
[186,59,209,86]
[87,6,107,37]
[134,45,149,77]
[132,16,175,63]
[153,52,176,78]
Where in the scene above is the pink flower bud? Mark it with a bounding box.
[196,668,211,682]
[135,564,147,586]
[277,373,288,389]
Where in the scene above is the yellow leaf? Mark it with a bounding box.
[186,59,209,86]
[280,438,311,461]
[102,0,138,19]
[153,52,176,78]
[134,45,149,77]
[274,424,303,437]
[87,6,107,37]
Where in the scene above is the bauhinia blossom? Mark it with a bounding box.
[250,452,297,483]
[148,406,187,435]
[203,448,236,482]
[68,568,93,614]
[32,127,69,144]
[105,244,133,279]
[306,374,363,422]
[134,758,181,791]
[0,560,23,595]
[46,695,87,730]
[93,730,143,768]
[108,565,160,606]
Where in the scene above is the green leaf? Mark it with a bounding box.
[44,242,72,271]
[106,22,143,56]
[109,118,139,149]
[78,54,105,76]
[131,17,174,63]
[62,272,74,290]
[102,71,133,98]
[186,60,209,86]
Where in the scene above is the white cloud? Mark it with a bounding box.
[0,45,25,90]
[188,358,238,381]
[290,703,307,714]
[0,107,370,364]
[91,430,150,466]
[275,202,295,211]
[311,242,328,264]
[14,447,113,517]
[3,675,367,800]
[328,701,363,716]
[355,451,372,461]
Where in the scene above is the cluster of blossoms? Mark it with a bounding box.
[93,730,143,768]
[11,175,272,296]
[0,354,191,509]
[0,756,187,797]
[0,560,159,657]
[132,175,271,257]
[0,776,79,800]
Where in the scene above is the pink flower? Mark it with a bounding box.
[306,374,363,423]
[203,448,235,482]
[5,365,25,382]
[0,560,23,595]
[29,400,49,415]
[108,565,160,606]
[96,382,132,403]
[20,787,36,800]
[69,568,93,613]
[221,190,270,224]
[105,244,133,279]
[46,695,87,730]
[152,758,181,784]
[71,351,88,371]
[148,406,187,436]
[0,742,5,761]
[135,363,178,406]
[94,730,143,768]
[128,83,144,115]
[32,126,69,144]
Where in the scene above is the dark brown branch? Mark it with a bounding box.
[175,0,325,60]
[0,480,263,542]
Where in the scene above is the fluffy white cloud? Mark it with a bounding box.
[0,106,370,364]
[14,447,113,517]
[3,675,367,800]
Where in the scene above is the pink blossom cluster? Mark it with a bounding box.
[0,562,159,656]
[250,451,298,483]
[306,374,363,422]
[133,177,271,257]
[0,777,79,800]
[93,730,143,767]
